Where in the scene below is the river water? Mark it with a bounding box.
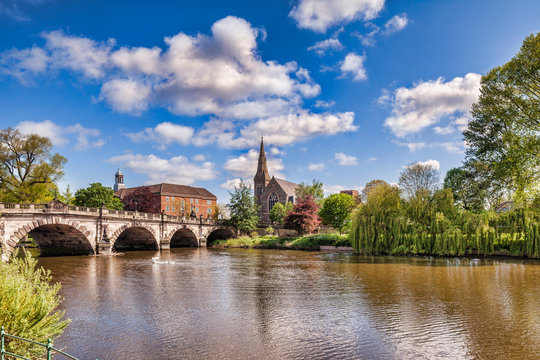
[37,249,540,360]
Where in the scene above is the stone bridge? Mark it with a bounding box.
[0,201,235,262]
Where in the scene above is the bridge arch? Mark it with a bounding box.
[111,225,159,251]
[7,220,94,257]
[169,227,199,247]
[206,228,235,246]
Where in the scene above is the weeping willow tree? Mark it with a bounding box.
[350,183,540,258]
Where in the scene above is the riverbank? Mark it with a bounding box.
[211,233,349,251]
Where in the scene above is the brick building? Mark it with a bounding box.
[254,137,299,223]
[114,171,217,218]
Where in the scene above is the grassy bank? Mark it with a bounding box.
[212,233,350,251]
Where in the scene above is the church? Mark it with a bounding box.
[254,138,299,223]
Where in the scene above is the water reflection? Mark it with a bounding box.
[37,250,540,360]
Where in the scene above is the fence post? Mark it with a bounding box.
[1,326,5,360]
[47,338,52,360]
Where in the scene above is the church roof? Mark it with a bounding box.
[274,178,299,197]
[116,183,216,200]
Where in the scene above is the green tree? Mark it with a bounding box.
[296,179,324,203]
[228,182,259,235]
[269,201,293,224]
[61,185,75,205]
[0,128,66,203]
[464,32,540,202]
[0,253,70,358]
[319,193,356,234]
[73,183,124,210]
[362,179,388,202]
[443,167,485,211]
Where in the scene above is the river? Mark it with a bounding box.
[37,249,540,359]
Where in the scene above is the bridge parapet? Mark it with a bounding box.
[0,202,216,225]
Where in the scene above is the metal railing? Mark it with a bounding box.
[0,327,79,360]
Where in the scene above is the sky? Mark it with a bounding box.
[0,0,539,203]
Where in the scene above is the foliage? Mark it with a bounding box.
[284,194,321,235]
[464,32,540,203]
[295,179,324,203]
[0,252,70,358]
[319,193,356,234]
[443,167,485,211]
[362,179,388,202]
[265,226,275,235]
[59,185,75,205]
[212,203,229,221]
[269,201,293,224]
[122,186,160,213]
[211,233,349,251]
[399,162,440,199]
[228,181,259,235]
[350,183,540,258]
[0,128,67,203]
[73,183,124,210]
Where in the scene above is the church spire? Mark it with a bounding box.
[254,137,270,197]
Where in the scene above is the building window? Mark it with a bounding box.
[190,198,193,203]
[256,183,263,195]
[166,205,170,212]
[269,193,279,210]
[195,199,199,204]
[172,197,175,201]
[288,196,294,204]
[181,199,185,208]
[166,196,170,202]
[207,200,211,205]
[172,206,175,212]
[207,208,212,214]
[195,207,199,213]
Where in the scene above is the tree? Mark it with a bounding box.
[212,203,229,221]
[399,162,440,199]
[228,182,259,235]
[296,179,324,203]
[443,167,485,211]
[73,183,124,210]
[284,194,321,235]
[464,32,540,202]
[0,253,69,358]
[362,179,388,202]
[269,201,293,225]
[122,186,160,213]
[319,193,356,234]
[0,128,66,203]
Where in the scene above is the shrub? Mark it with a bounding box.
[0,252,69,358]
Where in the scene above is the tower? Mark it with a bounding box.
[114,169,125,192]
[254,137,270,200]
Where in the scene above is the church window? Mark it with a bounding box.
[256,183,263,195]
[268,193,279,210]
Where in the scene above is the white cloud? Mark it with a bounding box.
[384,73,481,137]
[314,100,335,108]
[109,153,216,185]
[335,152,358,166]
[289,0,385,33]
[395,141,427,152]
[340,53,367,81]
[223,149,284,178]
[323,184,363,196]
[308,162,325,171]
[353,25,380,46]
[126,122,194,149]
[383,14,408,34]
[308,38,344,56]
[16,120,104,150]
[433,126,455,135]
[98,79,152,115]
[220,178,245,190]
[367,156,377,163]
[415,159,440,170]
[192,154,206,162]
[0,46,50,84]
[395,141,463,154]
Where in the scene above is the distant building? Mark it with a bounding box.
[113,169,125,192]
[114,171,217,217]
[254,137,299,223]
[340,190,361,203]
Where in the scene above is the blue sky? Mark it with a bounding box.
[0,0,538,202]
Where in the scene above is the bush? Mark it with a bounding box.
[0,252,69,358]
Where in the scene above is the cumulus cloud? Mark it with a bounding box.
[308,162,325,171]
[308,38,344,56]
[340,53,367,81]
[335,152,358,166]
[414,159,440,170]
[220,178,245,190]
[383,14,408,34]
[289,0,385,33]
[323,184,363,196]
[433,126,455,135]
[109,153,216,185]
[126,122,194,150]
[0,47,50,84]
[395,141,463,154]
[98,79,152,115]
[384,73,481,137]
[223,149,285,178]
[16,120,104,150]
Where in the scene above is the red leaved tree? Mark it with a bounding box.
[122,187,161,213]
[284,194,321,235]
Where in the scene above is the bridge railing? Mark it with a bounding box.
[0,203,217,225]
[0,326,81,360]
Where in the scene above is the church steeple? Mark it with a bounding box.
[254,137,270,198]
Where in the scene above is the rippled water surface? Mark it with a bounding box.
[37,249,540,359]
